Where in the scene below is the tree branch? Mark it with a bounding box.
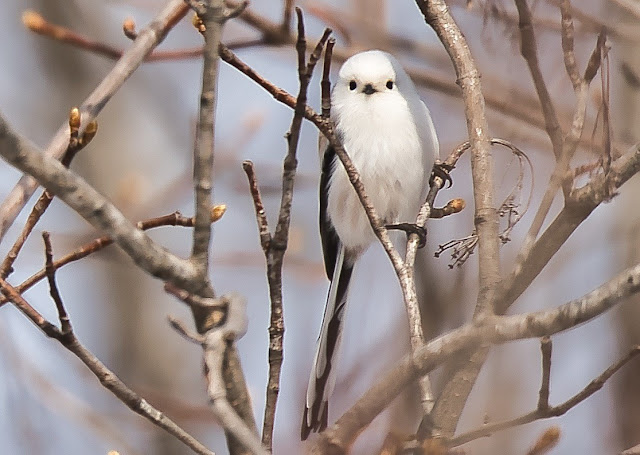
[0,0,190,243]
[0,113,199,288]
[309,261,640,453]
[450,345,640,447]
[0,277,215,455]
[0,209,224,307]
[415,0,500,437]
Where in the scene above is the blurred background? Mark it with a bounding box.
[1,0,639,453]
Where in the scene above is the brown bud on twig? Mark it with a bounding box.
[192,13,206,34]
[210,204,226,222]
[122,17,137,40]
[79,120,98,147]
[68,107,81,135]
[527,426,561,455]
[21,10,46,33]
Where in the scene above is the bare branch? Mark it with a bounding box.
[0,210,222,307]
[310,264,640,453]
[450,345,640,447]
[0,0,191,243]
[42,232,72,334]
[0,108,95,279]
[0,278,215,455]
[538,336,552,410]
[0,113,199,288]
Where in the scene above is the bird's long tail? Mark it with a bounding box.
[301,245,354,440]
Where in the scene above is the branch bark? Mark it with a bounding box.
[0,0,190,243]
[415,0,499,437]
[309,260,640,453]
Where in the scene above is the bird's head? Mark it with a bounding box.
[335,50,405,99]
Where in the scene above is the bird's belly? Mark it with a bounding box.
[327,138,425,252]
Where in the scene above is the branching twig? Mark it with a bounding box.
[0,278,215,455]
[512,3,605,275]
[434,139,533,267]
[0,115,198,282]
[309,263,640,453]
[0,209,225,307]
[449,345,640,447]
[0,109,96,279]
[241,10,332,449]
[499,141,640,312]
[0,0,190,243]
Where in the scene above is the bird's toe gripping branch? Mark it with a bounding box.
[430,162,454,188]
[386,223,428,248]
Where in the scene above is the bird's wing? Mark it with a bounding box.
[419,100,440,164]
[319,145,341,280]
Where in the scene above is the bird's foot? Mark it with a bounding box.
[430,162,454,188]
[386,223,427,248]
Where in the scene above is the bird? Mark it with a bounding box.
[301,50,440,440]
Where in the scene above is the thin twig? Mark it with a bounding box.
[321,38,335,119]
[0,277,215,455]
[242,161,271,251]
[560,0,581,90]
[0,0,190,243]
[42,232,72,334]
[515,0,563,160]
[0,210,224,307]
[450,345,640,447]
[538,336,552,410]
[0,109,95,279]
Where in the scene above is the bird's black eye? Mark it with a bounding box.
[349,80,357,91]
[386,80,394,89]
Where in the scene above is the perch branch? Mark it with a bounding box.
[309,261,640,453]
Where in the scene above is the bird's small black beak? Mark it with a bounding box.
[363,83,377,95]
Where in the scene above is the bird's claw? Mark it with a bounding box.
[386,223,427,248]
[431,162,454,188]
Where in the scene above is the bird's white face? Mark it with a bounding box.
[334,50,399,102]
[331,50,418,139]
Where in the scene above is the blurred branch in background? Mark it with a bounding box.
[0,0,191,243]
[2,0,640,454]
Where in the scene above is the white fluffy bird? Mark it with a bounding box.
[301,50,440,439]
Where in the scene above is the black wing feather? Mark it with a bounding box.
[319,145,340,280]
